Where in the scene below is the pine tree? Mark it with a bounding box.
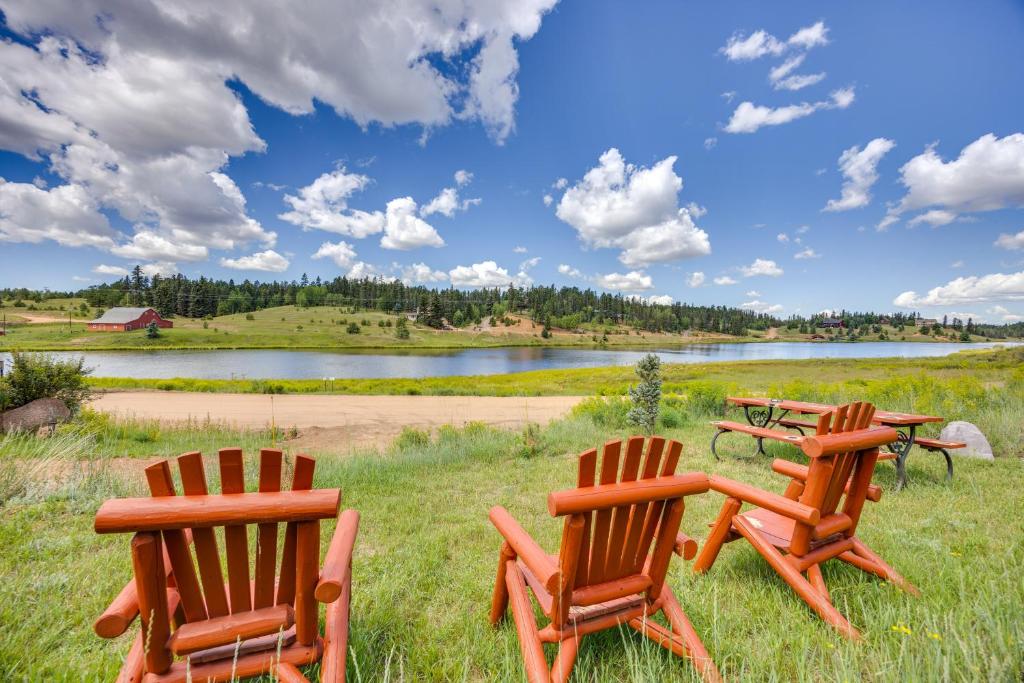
[627,353,661,434]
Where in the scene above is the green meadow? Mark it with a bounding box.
[2,300,1006,352]
[1,358,1022,681]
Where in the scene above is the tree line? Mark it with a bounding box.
[3,266,1023,338]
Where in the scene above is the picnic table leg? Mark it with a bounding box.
[891,425,916,492]
[742,405,774,456]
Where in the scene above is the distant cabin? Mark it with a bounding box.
[916,318,938,327]
[821,318,844,329]
[88,307,172,332]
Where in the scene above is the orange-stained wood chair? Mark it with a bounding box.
[693,402,918,639]
[489,436,721,683]
[93,448,359,682]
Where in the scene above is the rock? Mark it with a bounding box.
[939,421,994,460]
[0,398,71,433]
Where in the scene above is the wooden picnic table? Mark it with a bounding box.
[714,397,957,490]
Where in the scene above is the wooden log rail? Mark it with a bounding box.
[707,475,819,525]
[94,489,341,533]
[799,427,899,458]
[546,473,709,517]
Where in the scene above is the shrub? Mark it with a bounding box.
[394,426,431,451]
[0,352,92,413]
[347,322,361,334]
[627,353,661,433]
[571,396,630,429]
[245,313,255,321]
[145,321,160,338]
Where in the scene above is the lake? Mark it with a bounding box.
[6,341,1015,380]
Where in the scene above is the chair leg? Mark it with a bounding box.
[660,587,722,683]
[693,497,741,574]
[850,537,919,596]
[551,634,580,683]
[115,632,144,683]
[806,564,830,603]
[490,542,516,625]
[733,517,860,640]
[504,560,549,683]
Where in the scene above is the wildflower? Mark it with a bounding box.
[890,624,912,635]
[950,550,962,557]
[927,632,942,641]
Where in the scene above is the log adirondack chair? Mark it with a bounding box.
[693,402,918,639]
[93,448,359,682]
[489,436,721,682]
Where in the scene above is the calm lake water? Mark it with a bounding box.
[8,341,1015,380]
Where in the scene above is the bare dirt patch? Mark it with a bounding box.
[90,392,586,455]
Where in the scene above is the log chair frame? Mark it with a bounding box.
[489,436,721,683]
[93,448,359,683]
[694,402,919,639]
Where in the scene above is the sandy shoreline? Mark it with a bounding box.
[90,391,587,453]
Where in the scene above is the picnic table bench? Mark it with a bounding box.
[712,397,966,490]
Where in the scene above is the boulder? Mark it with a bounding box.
[0,397,71,433]
[939,421,994,461]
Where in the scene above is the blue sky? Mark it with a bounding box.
[1,0,1023,323]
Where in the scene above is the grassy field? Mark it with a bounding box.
[1,400,1022,681]
[2,300,1009,351]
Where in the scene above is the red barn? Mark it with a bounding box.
[87,307,173,332]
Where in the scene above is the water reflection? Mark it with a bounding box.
[6,341,1015,380]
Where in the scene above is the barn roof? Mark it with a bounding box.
[89,307,154,324]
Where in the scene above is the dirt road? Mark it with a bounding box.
[90,391,586,454]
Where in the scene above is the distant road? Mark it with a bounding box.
[90,391,586,453]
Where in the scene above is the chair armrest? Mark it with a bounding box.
[772,459,881,503]
[708,475,820,525]
[489,506,559,594]
[673,532,697,560]
[711,420,805,445]
[94,578,140,638]
[316,509,360,603]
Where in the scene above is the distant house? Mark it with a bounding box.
[916,318,938,327]
[821,318,844,329]
[88,307,172,332]
[878,316,891,325]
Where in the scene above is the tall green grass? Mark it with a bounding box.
[1,406,1022,680]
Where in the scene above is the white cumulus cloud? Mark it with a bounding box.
[880,133,1024,229]
[793,247,820,259]
[894,271,1024,307]
[311,241,358,269]
[380,197,445,250]
[555,148,711,267]
[280,168,384,237]
[823,138,896,212]
[449,260,525,288]
[714,276,738,285]
[220,249,290,272]
[995,230,1024,250]
[687,272,706,288]
[740,258,784,277]
[93,264,130,277]
[594,271,654,292]
[401,262,448,284]
[741,300,784,314]
[725,87,855,134]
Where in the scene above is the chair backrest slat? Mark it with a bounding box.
[585,440,622,584]
[218,448,252,614]
[630,438,674,574]
[276,455,316,606]
[144,461,207,623]
[617,438,666,574]
[254,449,283,609]
[603,436,644,578]
[572,448,598,588]
[177,451,230,618]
